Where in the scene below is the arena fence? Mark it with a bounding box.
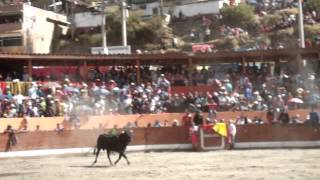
[1,124,320,157]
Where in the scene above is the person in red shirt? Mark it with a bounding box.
[266,109,274,124]
[182,111,193,127]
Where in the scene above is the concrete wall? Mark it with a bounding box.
[22,4,68,53]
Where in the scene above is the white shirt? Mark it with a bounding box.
[229,123,237,137]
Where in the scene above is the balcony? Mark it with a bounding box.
[0,4,22,15]
[0,22,22,34]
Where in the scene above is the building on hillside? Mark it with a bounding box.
[132,0,241,18]
[0,4,68,54]
[73,11,103,34]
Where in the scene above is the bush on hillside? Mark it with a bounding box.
[277,8,299,17]
[304,0,320,12]
[220,4,257,31]
[269,28,297,48]
[304,24,320,38]
[260,14,282,27]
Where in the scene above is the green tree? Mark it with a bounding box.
[104,7,162,48]
[304,0,320,12]
[220,4,257,31]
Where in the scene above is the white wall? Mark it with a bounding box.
[144,2,160,16]
[144,0,242,17]
[75,12,103,28]
[164,1,221,17]
[22,4,68,54]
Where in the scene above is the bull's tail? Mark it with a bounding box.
[93,146,97,155]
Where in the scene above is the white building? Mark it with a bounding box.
[0,4,68,54]
[141,0,241,18]
[74,12,103,29]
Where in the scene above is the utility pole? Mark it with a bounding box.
[71,1,75,40]
[121,0,127,46]
[298,0,305,48]
[297,0,306,70]
[53,0,57,13]
[101,0,107,53]
[159,0,164,16]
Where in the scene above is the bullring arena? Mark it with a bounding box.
[1,149,320,180]
[1,111,320,180]
[1,49,320,179]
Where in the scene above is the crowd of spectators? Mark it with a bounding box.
[0,62,319,120]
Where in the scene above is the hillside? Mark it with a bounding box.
[55,2,320,53]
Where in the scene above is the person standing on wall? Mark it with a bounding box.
[228,120,237,149]
[182,111,193,127]
[189,122,200,151]
[3,125,18,152]
[193,110,204,126]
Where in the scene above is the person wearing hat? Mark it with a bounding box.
[172,119,179,127]
[228,119,237,149]
[8,103,17,118]
[182,111,193,127]
[193,110,204,126]
[4,125,17,152]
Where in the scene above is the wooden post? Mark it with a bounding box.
[296,53,303,73]
[28,59,32,81]
[136,59,141,83]
[83,59,88,81]
[241,56,246,74]
[188,57,193,86]
[260,54,264,62]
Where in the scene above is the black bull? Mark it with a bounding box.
[92,131,131,166]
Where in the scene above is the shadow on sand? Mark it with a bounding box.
[0,172,37,177]
[69,165,112,169]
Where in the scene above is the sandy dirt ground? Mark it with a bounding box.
[0,149,319,180]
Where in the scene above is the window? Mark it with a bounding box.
[0,36,23,47]
[152,7,159,15]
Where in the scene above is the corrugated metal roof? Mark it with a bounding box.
[0,48,318,66]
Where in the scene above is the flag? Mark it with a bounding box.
[213,123,228,137]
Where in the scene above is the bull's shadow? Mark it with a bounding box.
[69,165,112,169]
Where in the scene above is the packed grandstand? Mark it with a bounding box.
[0,61,319,127]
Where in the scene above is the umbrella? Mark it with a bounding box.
[112,87,120,92]
[64,87,80,93]
[308,94,320,105]
[42,82,62,89]
[74,105,93,115]
[288,98,304,104]
[0,94,10,100]
[99,89,110,96]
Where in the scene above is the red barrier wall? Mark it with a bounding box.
[1,125,320,152]
[236,124,320,142]
[0,127,190,152]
